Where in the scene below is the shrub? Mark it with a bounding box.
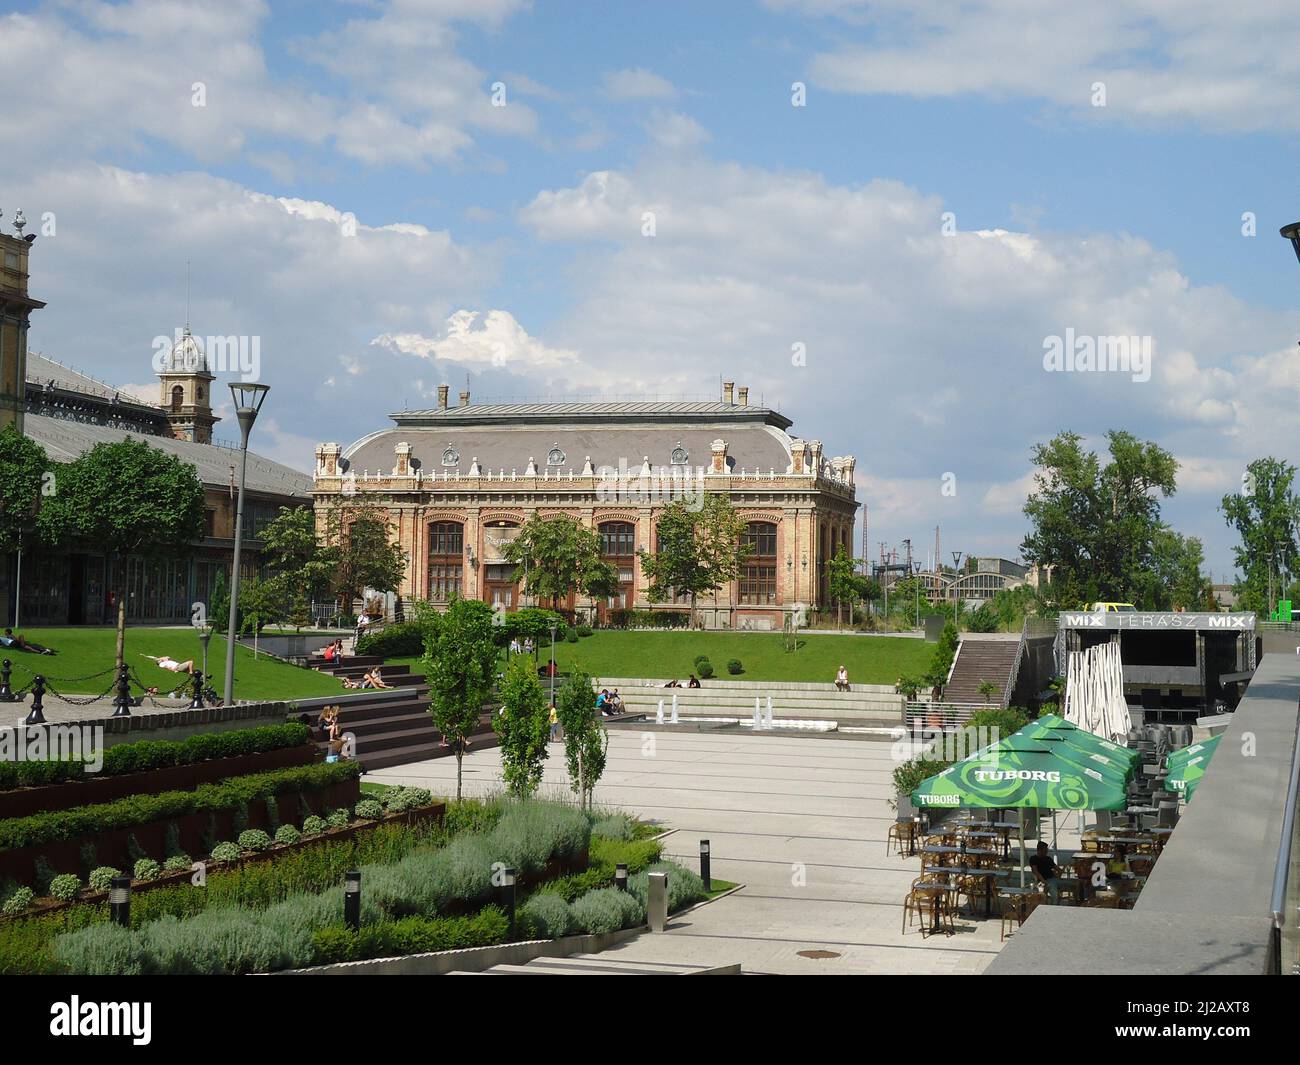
[628,861,707,913]
[569,887,644,934]
[519,892,572,939]
[326,809,350,830]
[693,653,710,667]
[726,659,743,675]
[590,814,633,841]
[576,624,593,638]
[88,867,121,892]
[210,843,241,864]
[163,822,183,859]
[302,816,327,837]
[354,799,384,821]
[355,621,425,658]
[0,761,360,852]
[565,626,579,643]
[384,786,433,814]
[237,830,272,853]
[890,756,948,808]
[79,842,97,875]
[33,858,56,894]
[274,825,302,846]
[2,887,35,916]
[311,907,509,965]
[48,874,81,901]
[52,923,145,975]
[697,660,714,679]
[132,859,161,882]
[163,855,191,873]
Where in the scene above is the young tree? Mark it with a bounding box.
[37,439,205,668]
[501,515,619,611]
[422,597,497,799]
[826,546,862,628]
[497,654,550,799]
[0,424,49,556]
[639,496,750,627]
[1220,458,1300,614]
[555,669,608,809]
[319,502,407,613]
[258,506,337,630]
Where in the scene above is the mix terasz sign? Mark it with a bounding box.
[1058,612,1255,630]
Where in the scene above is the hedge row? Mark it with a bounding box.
[0,723,311,791]
[0,761,360,852]
[354,622,425,659]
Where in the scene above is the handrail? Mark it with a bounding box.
[1001,620,1028,709]
[1269,707,1300,974]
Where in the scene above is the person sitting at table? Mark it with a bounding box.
[1106,844,1131,880]
[1029,841,1061,904]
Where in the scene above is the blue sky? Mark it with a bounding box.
[4,0,1300,580]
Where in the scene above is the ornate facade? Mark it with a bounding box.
[314,381,859,629]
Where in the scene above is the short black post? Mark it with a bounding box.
[24,675,46,726]
[614,863,628,892]
[111,662,132,717]
[700,839,712,892]
[188,669,205,710]
[500,867,517,934]
[0,659,14,702]
[344,870,361,931]
[109,876,131,927]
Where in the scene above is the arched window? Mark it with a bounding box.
[170,385,184,412]
[740,521,778,604]
[427,521,463,603]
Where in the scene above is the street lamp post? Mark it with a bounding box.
[223,382,270,706]
[951,551,964,624]
[197,622,213,693]
[548,622,558,705]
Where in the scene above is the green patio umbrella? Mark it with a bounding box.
[1012,723,1134,783]
[1164,734,1221,771]
[1164,735,1221,801]
[1026,714,1139,767]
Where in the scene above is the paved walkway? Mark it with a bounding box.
[369,729,1018,974]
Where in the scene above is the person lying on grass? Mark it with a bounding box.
[141,654,196,674]
[0,628,56,655]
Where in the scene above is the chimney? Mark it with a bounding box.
[459,389,470,407]
[710,438,728,474]
[437,384,449,410]
[723,380,734,404]
[738,386,748,407]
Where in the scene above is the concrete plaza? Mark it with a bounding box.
[369,728,1021,974]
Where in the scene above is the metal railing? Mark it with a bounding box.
[1271,710,1300,974]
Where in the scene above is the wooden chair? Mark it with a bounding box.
[903,878,936,934]
[886,821,914,857]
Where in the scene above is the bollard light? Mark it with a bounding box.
[109,876,131,927]
[615,863,628,892]
[700,839,711,891]
[0,659,14,702]
[24,674,46,726]
[501,866,517,934]
[111,661,132,718]
[647,871,668,932]
[344,870,361,931]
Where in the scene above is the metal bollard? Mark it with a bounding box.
[0,659,14,702]
[615,863,628,892]
[700,839,711,892]
[187,669,205,710]
[344,870,361,931]
[111,662,132,717]
[647,871,668,932]
[24,675,46,726]
[500,866,517,934]
[109,876,131,927]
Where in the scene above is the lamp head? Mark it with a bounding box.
[1282,222,1300,265]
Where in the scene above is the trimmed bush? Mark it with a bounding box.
[576,624,593,638]
[519,892,572,939]
[590,814,633,841]
[274,825,302,846]
[726,659,743,675]
[354,799,384,821]
[326,809,350,830]
[210,843,241,864]
[88,867,120,892]
[301,816,327,837]
[237,830,272,853]
[163,855,191,873]
[311,907,509,965]
[628,861,707,913]
[569,887,644,934]
[52,923,145,975]
[2,887,35,916]
[697,661,715,679]
[565,626,579,643]
[0,761,361,852]
[49,874,81,901]
[132,859,162,882]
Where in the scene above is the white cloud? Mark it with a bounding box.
[645,110,711,150]
[372,310,579,370]
[603,68,678,100]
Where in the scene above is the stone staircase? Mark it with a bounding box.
[589,676,904,726]
[453,955,737,975]
[305,653,498,771]
[942,635,1022,707]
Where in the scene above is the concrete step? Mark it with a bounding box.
[356,731,501,772]
[591,676,899,695]
[465,955,720,975]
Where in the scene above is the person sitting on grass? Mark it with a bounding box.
[1029,841,1061,904]
[0,629,56,655]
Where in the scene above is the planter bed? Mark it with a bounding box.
[0,802,446,922]
[0,745,321,821]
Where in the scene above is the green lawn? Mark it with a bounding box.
[394,630,932,685]
[10,627,344,701]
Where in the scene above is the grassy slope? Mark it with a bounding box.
[12,627,344,700]
[396,630,932,685]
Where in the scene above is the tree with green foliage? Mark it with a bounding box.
[501,515,619,612]
[258,506,336,630]
[422,598,497,799]
[554,668,608,809]
[318,501,407,613]
[496,655,550,798]
[1220,458,1300,615]
[928,620,960,690]
[826,546,870,628]
[0,424,49,556]
[1145,529,1213,611]
[1020,430,1179,608]
[37,439,205,668]
[639,495,750,627]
